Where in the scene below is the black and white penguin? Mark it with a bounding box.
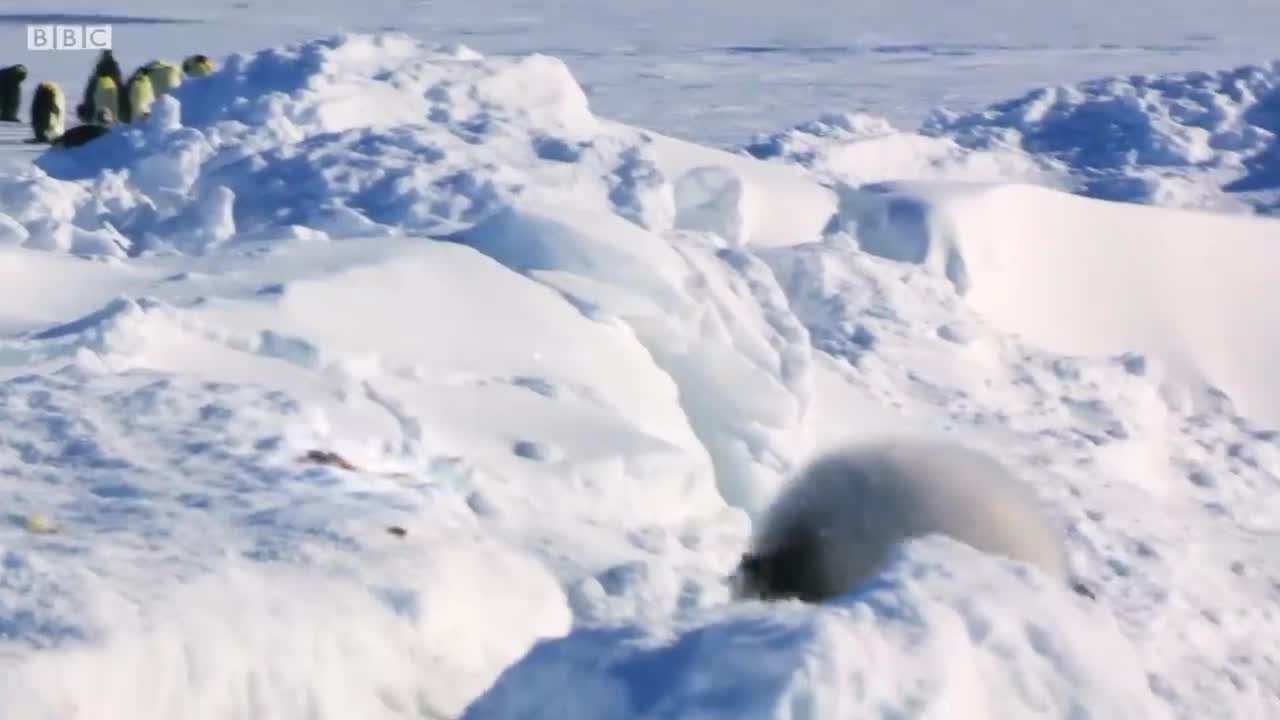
[182,54,214,77]
[52,107,112,148]
[0,64,28,122]
[90,75,119,126]
[77,50,125,123]
[29,81,64,143]
[126,67,155,122]
[733,439,1093,603]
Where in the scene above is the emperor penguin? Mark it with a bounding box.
[29,81,64,143]
[145,60,183,97]
[52,107,112,148]
[91,75,119,126]
[126,68,155,122]
[182,54,214,77]
[77,50,124,123]
[733,438,1094,603]
[0,64,28,122]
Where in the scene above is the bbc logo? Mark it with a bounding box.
[27,25,113,51]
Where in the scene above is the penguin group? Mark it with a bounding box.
[0,51,216,149]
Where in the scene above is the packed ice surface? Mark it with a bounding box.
[0,26,1278,720]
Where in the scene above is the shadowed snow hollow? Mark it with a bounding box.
[449,200,815,513]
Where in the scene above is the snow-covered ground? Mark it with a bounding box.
[0,4,1278,720]
[6,0,1280,146]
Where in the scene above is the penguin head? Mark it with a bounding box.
[96,50,119,75]
[732,553,768,597]
[732,526,831,603]
[13,65,27,81]
[733,551,807,601]
[182,55,214,76]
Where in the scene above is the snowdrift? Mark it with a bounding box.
[0,239,750,719]
[925,61,1280,213]
[22,33,832,254]
[1,30,1278,720]
[746,61,1280,216]
[829,180,1280,425]
[468,538,1162,720]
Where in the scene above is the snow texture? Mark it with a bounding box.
[745,62,1280,216]
[469,538,1163,720]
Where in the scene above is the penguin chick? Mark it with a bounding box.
[734,439,1085,603]
[126,68,155,122]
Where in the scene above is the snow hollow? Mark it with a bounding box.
[1,30,1278,720]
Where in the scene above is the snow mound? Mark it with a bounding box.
[744,111,1061,190]
[449,201,814,514]
[17,32,832,257]
[466,536,1163,720]
[0,237,756,717]
[0,366,573,719]
[743,63,1280,217]
[825,180,1280,425]
[924,61,1280,214]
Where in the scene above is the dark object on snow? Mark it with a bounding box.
[183,54,214,77]
[30,81,64,142]
[0,64,28,121]
[77,49,126,123]
[52,107,113,148]
[52,123,109,148]
[1071,580,1097,600]
[386,526,408,538]
[300,449,360,471]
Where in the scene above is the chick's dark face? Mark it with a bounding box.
[733,528,827,602]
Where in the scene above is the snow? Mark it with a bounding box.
[0,6,1276,720]
[923,62,1280,214]
[469,537,1162,720]
[745,62,1280,217]
[843,181,1280,423]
